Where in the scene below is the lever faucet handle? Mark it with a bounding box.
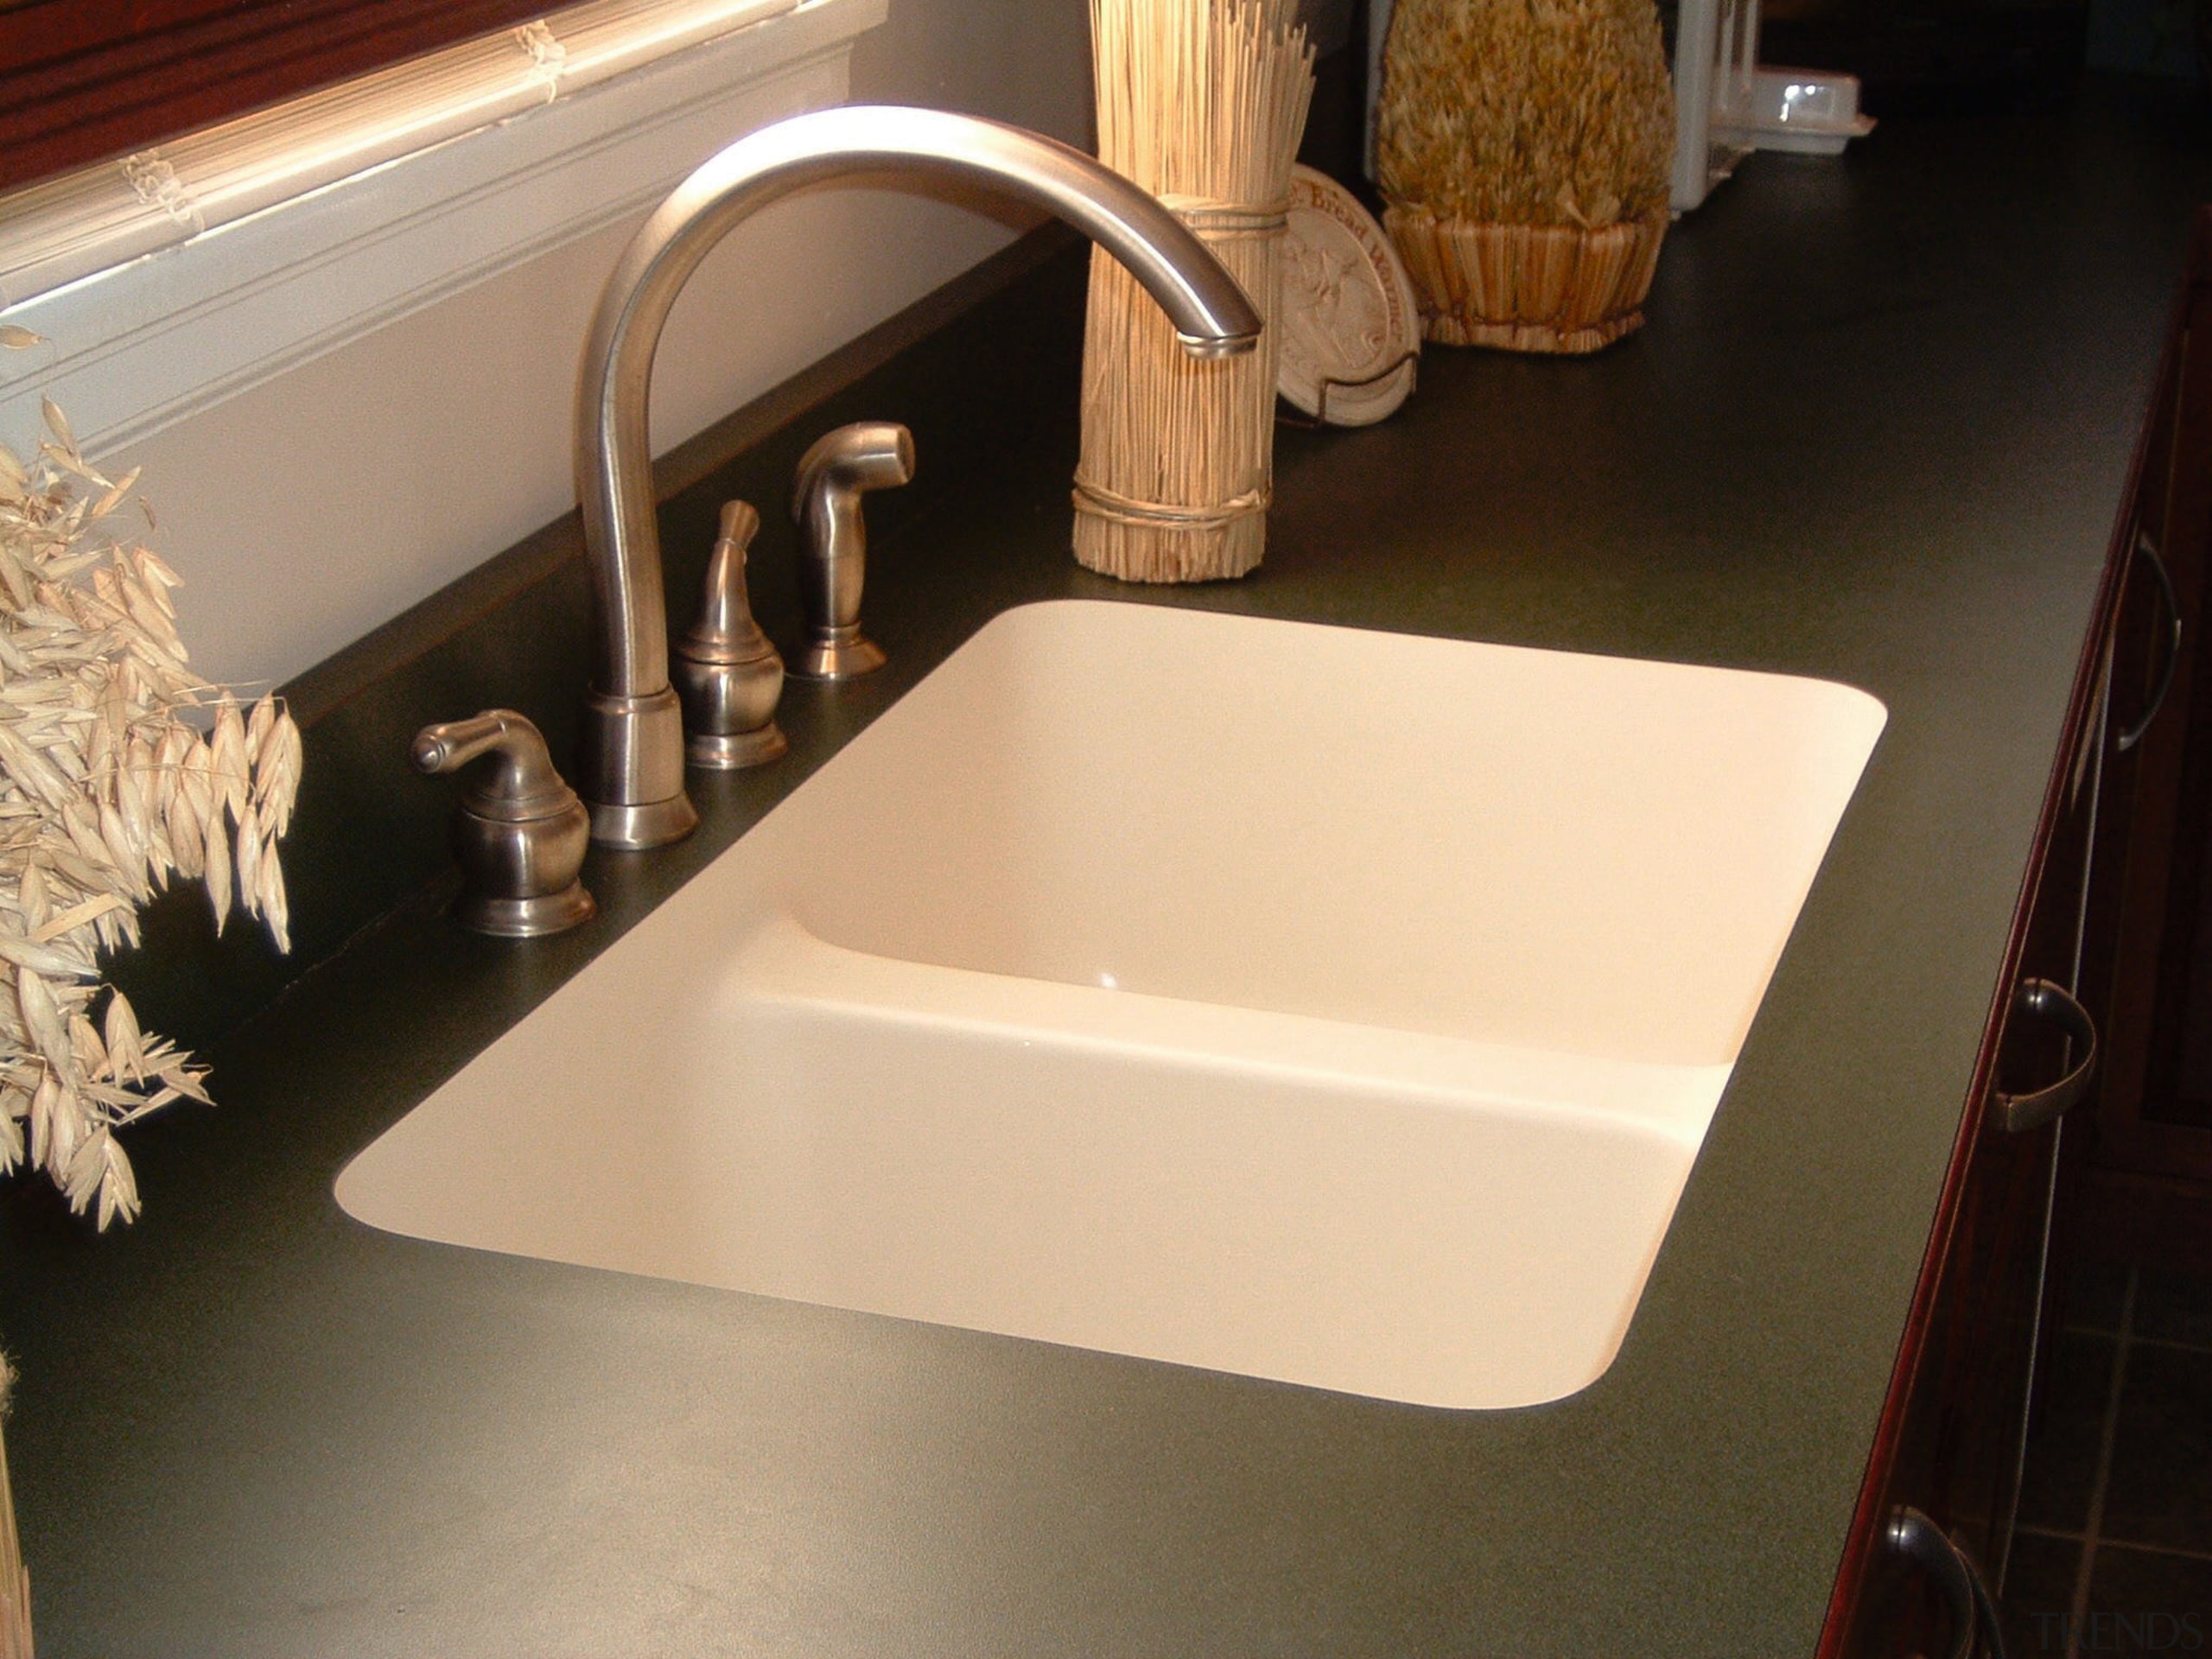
[411,709,595,937]
[790,420,914,680]
[673,499,788,769]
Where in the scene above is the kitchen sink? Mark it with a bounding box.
[338,600,1885,1409]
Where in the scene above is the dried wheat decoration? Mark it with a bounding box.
[0,334,302,1657]
[0,339,301,1234]
[1074,0,1313,583]
[1376,0,1675,353]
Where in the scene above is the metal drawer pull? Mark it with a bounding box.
[2118,530,2183,753]
[1886,1507,2008,1659]
[1993,977,2099,1135]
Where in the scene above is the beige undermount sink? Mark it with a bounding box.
[338,600,1886,1409]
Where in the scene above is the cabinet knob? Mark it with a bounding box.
[1885,1507,2005,1659]
[2117,529,2183,754]
[1992,976,2098,1136]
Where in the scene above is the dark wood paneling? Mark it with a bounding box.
[2082,208,2212,1194]
[2072,1166,2212,1275]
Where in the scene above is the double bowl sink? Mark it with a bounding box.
[339,599,1885,1410]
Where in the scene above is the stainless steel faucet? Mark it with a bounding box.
[791,420,912,681]
[571,104,1263,849]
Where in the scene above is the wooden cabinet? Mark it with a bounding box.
[1824,696,2102,1659]
[2069,208,2212,1273]
[1817,211,2212,1659]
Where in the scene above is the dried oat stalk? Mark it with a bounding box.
[0,369,300,1230]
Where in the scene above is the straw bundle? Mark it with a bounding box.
[1076,0,1313,583]
[1376,0,1673,353]
[0,1360,27,1659]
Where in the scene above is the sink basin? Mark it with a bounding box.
[338,601,1885,1409]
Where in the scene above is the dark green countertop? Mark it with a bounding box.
[5,79,2210,1659]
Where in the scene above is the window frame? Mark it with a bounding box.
[0,0,883,458]
[0,0,571,196]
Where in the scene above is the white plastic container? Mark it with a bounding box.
[1669,0,1873,210]
[1713,66,1876,155]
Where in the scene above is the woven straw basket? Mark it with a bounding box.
[1383,205,1667,354]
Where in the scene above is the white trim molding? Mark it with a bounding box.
[0,0,887,458]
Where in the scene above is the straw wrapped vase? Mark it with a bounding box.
[1075,0,1313,583]
[1376,0,1674,354]
[1382,207,1667,353]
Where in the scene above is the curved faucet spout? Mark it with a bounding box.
[573,104,1264,849]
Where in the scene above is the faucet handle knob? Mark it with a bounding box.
[791,420,913,680]
[411,709,595,937]
[673,499,788,769]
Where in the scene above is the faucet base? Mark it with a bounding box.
[456,882,598,938]
[579,686,698,849]
[588,792,700,849]
[791,629,887,682]
[688,721,789,770]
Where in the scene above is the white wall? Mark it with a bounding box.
[112,0,1091,690]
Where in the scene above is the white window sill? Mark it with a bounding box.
[0,0,885,458]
